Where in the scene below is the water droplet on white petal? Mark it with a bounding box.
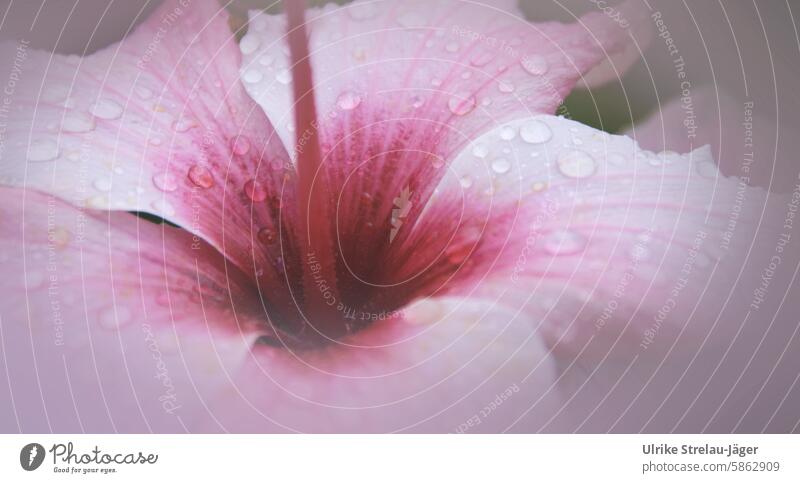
[459,175,473,188]
[61,113,96,134]
[558,150,596,179]
[27,139,59,162]
[90,98,123,120]
[276,69,292,84]
[499,125,516,140]
[542,230,585,256]
[336,90,362,110]
[448,94,476,116]
[239,35,261,55]
[491,158,511,174]
[153,172,179,192]
[519,120,552,144]
[93,177,113,192]
[521,55,548,76]
[99,305,133,330]
[472,143,489,158]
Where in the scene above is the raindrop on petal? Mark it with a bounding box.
[459,175,474,188]
[498,80,515,93]
[521,55,549,76]
[519,120,552,144]
[90,98,123,120]
[557,150,597,179]
[62,114,95,133]
[244,179,267,202]
[472,143,489,158]
[27,139,59,162]
[336,90,362,110]
[470,52,494,67]
[153,172,179,192]
[93,177,113,192]
[258,227,276,244]
[448,94,477,116]
[491,158,511,174]
[187,165,214,189]
[276,69,292,84]
[542,230,586,256]
[499,125,516,140]
[230,135,251,155]
[99,306,133,330]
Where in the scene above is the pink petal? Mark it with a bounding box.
[204,296,564,433]
[238,0,642,312]
[0,0,299,303]
[0,187,262,432]
[386,114,777,360]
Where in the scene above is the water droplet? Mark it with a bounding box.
[239,35,261,55]
[258,55,274,66]
[62,113,95,133]
[258,227,276,244]
[187,165,214,189]
[336,90,362,110]
[27,139,59,162]
[542,230,585,256]
[696,160,718,178]
[90,98,123,120]
[172,117,196,132]
[230,135,251,155]
[557,150,596,179]
[243,68,263,83]
[520,120,552,144]
[521,55,548,76]
[445,41,460,53]
[447,94,477,116]
[410,95,425,109]
[498,80,515,93]
[472,143,489,158]
[491,158,511,174]
[531,181,547,192]
[431,78,443,87]
[93,177,113,192]
[499,125,516,140]
[244,179,267,202]
[459,175,473,188]
[470,52,494,67]
[276,69,292,84]
[99,306,133,330]
[153,172,179,192]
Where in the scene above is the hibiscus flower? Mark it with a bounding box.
[0,0,784,433]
